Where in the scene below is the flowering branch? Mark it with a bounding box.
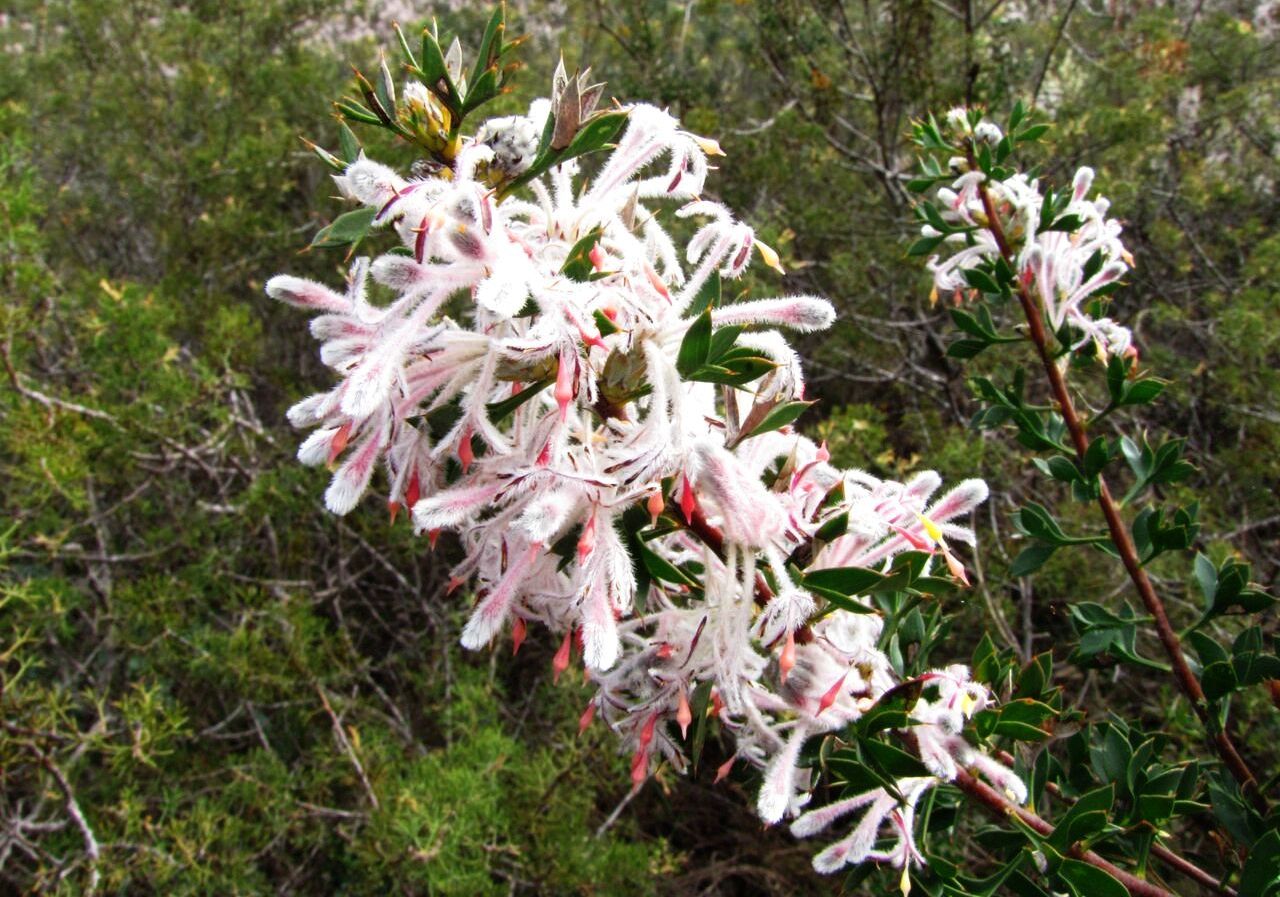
[969,167,1265,813]
[267,16,1026,889]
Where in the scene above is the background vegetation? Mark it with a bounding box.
[1,1,1276,893]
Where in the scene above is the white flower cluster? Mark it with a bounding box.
[927,109,1137,361]
[268,92,1024,882]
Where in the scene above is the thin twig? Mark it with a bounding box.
[314,685,380,810]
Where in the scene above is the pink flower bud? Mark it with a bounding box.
[647,490,665,527]
[676,688,693,738]
[780,631,796,685]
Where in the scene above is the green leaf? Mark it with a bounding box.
[1013,539,1054,573]
[1014,653,1052,700]
[485,378,551,423]
[467,4,506,101]
[963,267,1002,295]
[560,227,603,282]
[907,235,945,257]
[687,271,721,317]
[336,98,382,126]
[337,122,361,163]
[689,678,714,770]
[863,739,929,778]
[310,206,377,249]
[814,512,848,543]
[1017,123,1050,143]
[803,566,884,596]
[637,542,698,588]
[592,309,620,337]
[947,338,991,359]
[1201,661,1238,701]
[565,110,628,158]
[707,324,743,362]
[745,400,813,439]
[1056,859,1126,897]
[1053,784,1114,848]
[676,310,712,378]
[993,699,1056,742]
[1240,830,1280,897]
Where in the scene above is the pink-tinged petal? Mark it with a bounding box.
[757,726,807,824]
[711,296,835,333]
[460,546,537,650]
[889,523,932,552]
[411,482,501,532]
[580,578,621,671]
[266,276,351,313]
[692,443,786,548]
[325,420,388,515]
[924,478,989,524]
[789,789,882,838]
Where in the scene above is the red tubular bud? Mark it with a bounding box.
[714,755,735,784]
[328,421,353,466]
[577,511,597,563]
[639,712,658,749]
[552,631,572,683]
[511,616,527,656]
[680,475,696,525]
[630,748,648,789]
[817,672,849,715]
[578,700,596,736]
[405,471,421,511]
[458,428,474,473]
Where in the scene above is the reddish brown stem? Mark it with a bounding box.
[973,176,1266,812]
[994,750,1236,896]
[952,767,1176,897]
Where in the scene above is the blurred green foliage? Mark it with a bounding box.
[1,1,1276,894]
